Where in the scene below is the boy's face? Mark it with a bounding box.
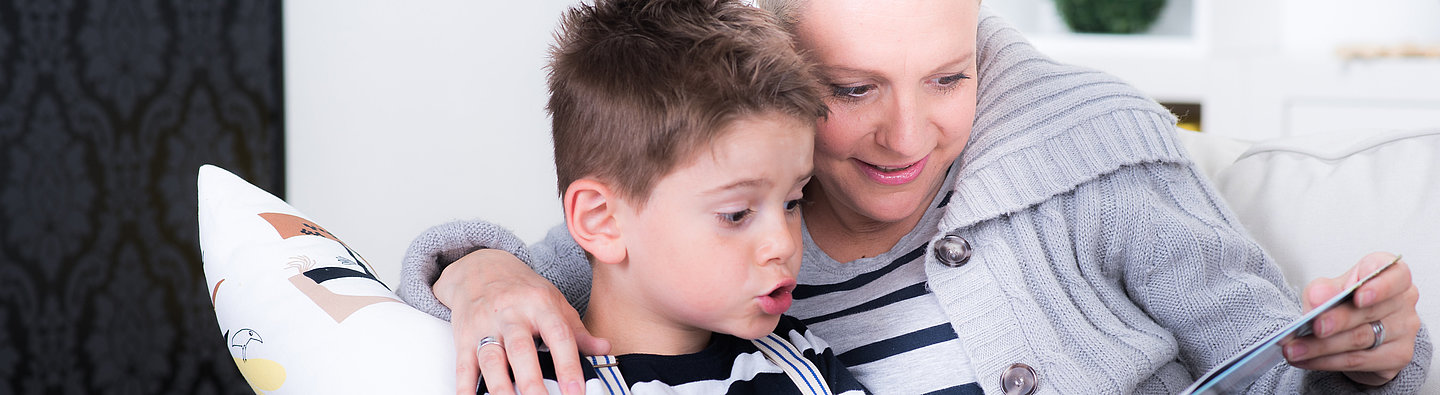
[613,112,814,340]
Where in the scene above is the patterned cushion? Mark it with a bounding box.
[197,164,454,393]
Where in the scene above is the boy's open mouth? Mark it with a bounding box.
[758,281,796,315]
[769,283,795,298]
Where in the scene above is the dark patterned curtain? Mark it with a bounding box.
[0,0,281,393]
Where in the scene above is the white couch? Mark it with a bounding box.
[1178,128,1439,390]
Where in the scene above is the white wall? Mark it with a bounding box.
[285,0,579,287]
[1279,0,1440,57]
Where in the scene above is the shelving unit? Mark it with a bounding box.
[990,0,1440,140]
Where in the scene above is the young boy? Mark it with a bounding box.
[476,0,866,393]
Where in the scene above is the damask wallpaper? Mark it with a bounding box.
[0,0,281,393]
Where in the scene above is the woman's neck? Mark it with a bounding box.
[582,268,711,356]
[802,183,931,263]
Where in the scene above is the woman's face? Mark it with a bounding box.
[794,0,979,226]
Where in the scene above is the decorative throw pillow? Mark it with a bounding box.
[197,164,455,394]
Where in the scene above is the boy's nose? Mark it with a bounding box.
[757,211,800,266]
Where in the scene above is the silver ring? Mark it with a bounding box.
[477,336,502,353]
[1368,321,1386,350]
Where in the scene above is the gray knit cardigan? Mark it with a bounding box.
[398,9,1430,394]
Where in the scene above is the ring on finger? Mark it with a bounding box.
[477,336,503,354]
[1367,321,1386,350]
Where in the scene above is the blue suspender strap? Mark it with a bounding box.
[585,355,631,395]
[752,334,834,395]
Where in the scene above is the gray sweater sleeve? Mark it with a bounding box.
[1094,160,1431,394]
[396,220,593,321]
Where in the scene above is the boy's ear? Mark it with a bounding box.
[563,179,627,265]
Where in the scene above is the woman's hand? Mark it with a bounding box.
[1283,252,1421,386]
[435,249,611,395]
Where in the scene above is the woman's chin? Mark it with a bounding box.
[843,169,948,225]
[813,170,944,226]
[854,193,931,225]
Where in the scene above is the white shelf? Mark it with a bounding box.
[990,0,1440,140]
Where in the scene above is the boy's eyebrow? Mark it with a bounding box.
[796,170,814,185]
[703,171,813,194]
[704,178,771,194]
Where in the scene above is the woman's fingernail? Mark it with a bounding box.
[566,379,584,394]
[1318,318,1334,337]
[1358,290,1374,307]
[1286,343,1308,360]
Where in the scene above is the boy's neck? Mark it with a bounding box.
[583,266,713,356]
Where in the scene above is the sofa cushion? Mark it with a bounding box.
[1209,129,1440,295]
[1188,128,1439,390]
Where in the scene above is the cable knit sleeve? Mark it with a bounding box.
[395,220,593,321]
[1096,160,1431,394]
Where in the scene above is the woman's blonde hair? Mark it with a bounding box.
[754,0,804,30]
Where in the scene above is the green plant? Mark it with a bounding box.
[1054,0,1168,34]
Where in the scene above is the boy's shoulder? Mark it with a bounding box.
[773,314,809,334]
[481,316,866,394]
[778,315,870,393]
[769,315,833,354]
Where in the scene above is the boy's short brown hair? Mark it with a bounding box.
[547,0,826,205]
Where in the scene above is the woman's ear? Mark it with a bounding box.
[563,179,627,265]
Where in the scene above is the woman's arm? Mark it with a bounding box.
[396,220,603,395]
[397,220,590,319]
[1100,161,1429,393]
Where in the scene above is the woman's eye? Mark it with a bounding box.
[831,84,874,98]
[719,209,754,224]
[933,72,970,88]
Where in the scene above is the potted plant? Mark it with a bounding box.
[1054,0,1168,34]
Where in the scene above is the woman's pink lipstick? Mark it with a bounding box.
[857,155,928,185]
[758,281,796,315]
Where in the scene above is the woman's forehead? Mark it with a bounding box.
[794,0,979,75]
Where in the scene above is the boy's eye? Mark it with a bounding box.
[784,199,802,212]
[719,209,754,224]
[831,84,874,98]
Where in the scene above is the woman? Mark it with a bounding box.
[401,1,1428,393]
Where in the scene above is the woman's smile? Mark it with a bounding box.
[855,155,928,185]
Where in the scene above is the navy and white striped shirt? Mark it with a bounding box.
[791,160,982,395]
[487,316,867,394]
